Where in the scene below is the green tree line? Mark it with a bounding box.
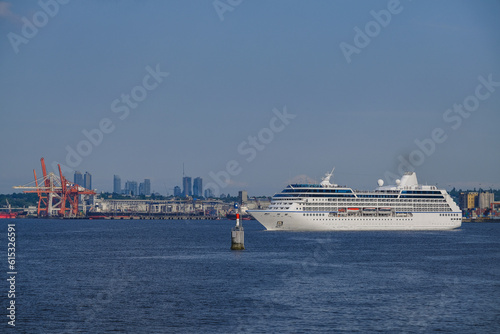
[0,193,39,209]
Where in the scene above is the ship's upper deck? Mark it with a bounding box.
[273,172,447,199]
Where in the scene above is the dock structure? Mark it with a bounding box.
[13,158,96,218]
[87,214,214,220]
[94,198,230,219]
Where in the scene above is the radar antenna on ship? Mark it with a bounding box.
[320,167,337,187]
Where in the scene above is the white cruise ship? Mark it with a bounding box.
[247,170,462,231]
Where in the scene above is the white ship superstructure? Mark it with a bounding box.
[247,170,462,231]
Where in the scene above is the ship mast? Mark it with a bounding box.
[320,167,337,187]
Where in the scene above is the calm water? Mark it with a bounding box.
[1,219,499,333]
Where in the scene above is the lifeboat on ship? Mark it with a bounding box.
[378,207,392,215]
[362,207,377,215]
[347,207,360,215]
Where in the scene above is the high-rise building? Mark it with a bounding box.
[74,171,84,186]
[84,172,92,190]
[193,177,203,198]
[138,179,151,196]
[113,175,121,194]
[204,189,214,198]
[238,190,248,204]
[124,181,138,196]
[143,179,151,196]
[182,176,192,197]
[174,186,182,197]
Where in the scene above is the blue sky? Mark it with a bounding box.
[0,0,499,196]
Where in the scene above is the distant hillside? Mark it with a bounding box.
[0,193,38,209]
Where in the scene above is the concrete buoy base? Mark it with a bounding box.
[231,226,245,250]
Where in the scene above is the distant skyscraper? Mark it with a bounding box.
[84,172,92,190]
[131,181,138,196]
[193,177,203,198]
[144,179,151,196]
[138,179,151,196]
[124,181,138,196]
[113,175,121,194]
[74,171,84,186]
[182,176,192,197]
[174,186,182,197]
[204,189,214,198]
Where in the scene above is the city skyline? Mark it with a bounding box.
[102,168,500,198]
[113,174,151,196]
[73,170,91,190]
[1,1,499,196]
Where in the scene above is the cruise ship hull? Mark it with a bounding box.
[249,171,462,231]
[248,211,462,231]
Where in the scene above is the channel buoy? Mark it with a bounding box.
[231,203,245,250]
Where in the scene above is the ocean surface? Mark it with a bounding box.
[1,219,499,333]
